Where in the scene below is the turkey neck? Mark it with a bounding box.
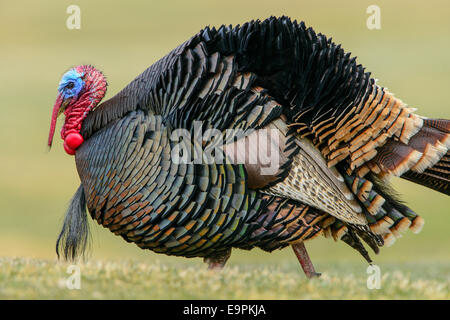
[62,98,92,138]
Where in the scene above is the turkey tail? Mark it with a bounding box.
[359,118,450,194]
[401,119,450,195]
[341,227,373,264]
[56,184,90,261]
[341,172,424,247]
[402,153,450,195]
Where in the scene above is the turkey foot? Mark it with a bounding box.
[291,242,321,278]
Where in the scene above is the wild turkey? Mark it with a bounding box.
[49,16,449,278]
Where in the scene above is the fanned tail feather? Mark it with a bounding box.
[402,155,450,195]
[341,172,424,247]
[323,217,382,262]
[400,119,450,195]
[341,227,373,264]
[347,118,449,196]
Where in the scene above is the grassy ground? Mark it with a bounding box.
[0,0,449,299]
[1,257,449,299]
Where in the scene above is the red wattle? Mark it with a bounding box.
[63,133,84,155]
[65,132,84,150]
[63,140,76,155]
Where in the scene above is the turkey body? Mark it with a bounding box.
[58,16,449,274]
[76,112,327,258]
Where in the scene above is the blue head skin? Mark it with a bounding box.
[57,69,85,100]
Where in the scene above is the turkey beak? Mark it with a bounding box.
[48,93,69,148]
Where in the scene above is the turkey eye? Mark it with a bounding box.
[66,82,75,89]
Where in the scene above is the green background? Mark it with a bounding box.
[0,0,449,298]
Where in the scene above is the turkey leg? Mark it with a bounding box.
[203,248,232,270]
[291,242,321,278]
